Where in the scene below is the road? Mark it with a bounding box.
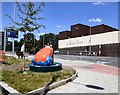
[54,54,120,68]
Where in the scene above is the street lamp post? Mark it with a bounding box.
[43,34,44,48]
[34,35,35,54]
[38,33,45,48]
[89,26,91,54]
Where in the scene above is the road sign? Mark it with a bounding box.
[7,31,18,38]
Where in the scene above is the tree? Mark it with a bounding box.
[16,33,59,54]
[24,33,36,54]
[5,2,45,51]
[54,34,59,50]
[38,33,59,50]
[5,2,45,71]
[14,40,19,51]
[6,41,12,51]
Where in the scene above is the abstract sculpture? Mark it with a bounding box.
[32,45,53,66]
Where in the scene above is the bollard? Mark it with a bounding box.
[67,51,69,60]
[93,52,97,64]
[95,52,97,64]
[79,52,82,60]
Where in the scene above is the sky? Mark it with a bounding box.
[1,2,118,41]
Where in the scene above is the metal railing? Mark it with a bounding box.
[54,50,97,63]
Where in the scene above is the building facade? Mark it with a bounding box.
[0,31,4,50]
[58,24,120,57]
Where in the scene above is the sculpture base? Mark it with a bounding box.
[29,62,62,72]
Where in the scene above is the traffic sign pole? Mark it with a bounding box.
[12,2,16,57]
[4,30,6,52]
[12,38,14,56]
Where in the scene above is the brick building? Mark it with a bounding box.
[58,23,120,57]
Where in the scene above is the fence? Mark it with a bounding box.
[55,50,97,56]
[54,50,97,63]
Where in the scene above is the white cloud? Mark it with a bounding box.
[38,32,45,36]
[89,18,102,22]
[93,1,105,5]
[56,25,62,28]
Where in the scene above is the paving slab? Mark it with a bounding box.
[48,58,119,94]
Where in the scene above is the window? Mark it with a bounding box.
[76,27,78,30]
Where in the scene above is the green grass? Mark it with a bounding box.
[5,56,31,65]
[2,67,75,94]
[2,56,76,94]
[0,74,1,80]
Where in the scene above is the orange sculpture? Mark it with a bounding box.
[34,46,53,62]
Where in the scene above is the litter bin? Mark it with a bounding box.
[0,50,5,63]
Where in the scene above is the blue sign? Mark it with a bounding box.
[10,32,16,38]
[7,31,18,38]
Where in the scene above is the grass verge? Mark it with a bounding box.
[5,56,31,65]
[2,67,75,94]
[2,56,76,94]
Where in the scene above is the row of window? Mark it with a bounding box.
[58,43,120,57]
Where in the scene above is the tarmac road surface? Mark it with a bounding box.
[54,54,120,68]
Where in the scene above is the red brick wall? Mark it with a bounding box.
[71,24,90,38]
[59,31,71,40]
[59,24,118,40]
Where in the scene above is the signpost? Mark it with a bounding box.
[7,31,18,38]
[6,29,18,56]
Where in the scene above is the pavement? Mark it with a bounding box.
[47,57,120,94]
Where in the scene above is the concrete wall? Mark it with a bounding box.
[59,31,119,49]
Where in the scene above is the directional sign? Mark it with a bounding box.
[6,28,18,38]
[7,31,18,38]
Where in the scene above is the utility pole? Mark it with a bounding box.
[34,35,35,54]
[38,33,45,48]
[43,34,44,48]
[89,26,91,54]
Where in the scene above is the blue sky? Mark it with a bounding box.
[2,2,118,41]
